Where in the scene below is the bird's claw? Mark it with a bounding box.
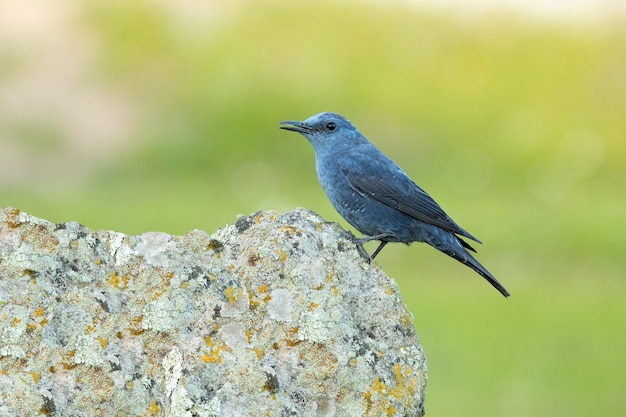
[343,230,373,263]
[343,231,391,263]
[355,240,374,264]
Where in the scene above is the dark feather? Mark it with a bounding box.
[339,155,482,244]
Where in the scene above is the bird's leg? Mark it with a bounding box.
[370,241,388,259]
[342,231,372,262]
[356,233,393,261]
[354,240,372,262]
[343,231,393,263]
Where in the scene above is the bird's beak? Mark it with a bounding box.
[279,120,312,134]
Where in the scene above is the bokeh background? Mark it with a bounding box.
[1,0,624,415]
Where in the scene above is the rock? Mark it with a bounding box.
[0,207,427,416]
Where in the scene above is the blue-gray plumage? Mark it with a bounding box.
[280,112,509,297]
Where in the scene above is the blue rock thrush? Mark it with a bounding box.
[280,112,509,297]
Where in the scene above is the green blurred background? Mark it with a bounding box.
[1,1,624,415]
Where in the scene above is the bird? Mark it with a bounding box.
[279,112,509,297]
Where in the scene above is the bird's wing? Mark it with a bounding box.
[338,153,482,243]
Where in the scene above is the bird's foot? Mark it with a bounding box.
[369,240,388,259]
[344,232,392,263]
[343,231,373,262]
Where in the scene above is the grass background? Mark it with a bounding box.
[2,1,625,415]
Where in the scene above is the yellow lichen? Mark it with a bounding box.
[280,225,298,237]
[371,377,387,394]
[157,269,174,285]
[387,363,418,403]
[285,327,301,346]
[251,347,264,360]
[129,316,144,335]
[29,371,41,384]
[4,207,22,228]
[225,286,240,302]
[144,400,161,416]
[363,363,419,416]
[23,269,38,277]
[208,240,221,251]
[364,376,393,416]
[62,351,77,369]
[96,337,108,349]
[249,285,269,307]
[201,342,226,364]
[205,336,215,347]
[107,271,129,289]
[248,294,260,307]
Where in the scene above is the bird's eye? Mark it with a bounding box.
[326,122,336,131]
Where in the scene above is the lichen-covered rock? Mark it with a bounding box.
[0,207,427,416]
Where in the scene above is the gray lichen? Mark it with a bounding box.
[0,207,427,416]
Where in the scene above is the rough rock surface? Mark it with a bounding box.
[0,207,427,416]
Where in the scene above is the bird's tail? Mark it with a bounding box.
[436,236,510,298]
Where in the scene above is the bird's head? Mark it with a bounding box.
[279,112,362,152]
